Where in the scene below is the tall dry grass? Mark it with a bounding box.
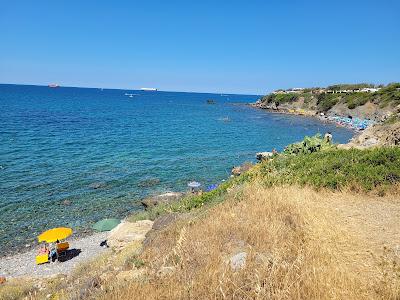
[97,183,400,299]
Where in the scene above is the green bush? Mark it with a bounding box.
[283,134,332,155]
[327,83,375,91]
[376,83,400,107]
[345,93,373,109]
[316,93,340,111]
[261,93,299,105]
[259,147,400,191]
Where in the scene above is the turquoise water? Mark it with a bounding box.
[0,84,354,253]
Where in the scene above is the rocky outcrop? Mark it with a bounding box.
[143,213,191,249]
[339,122,400,149]
[141,192,184,209]
[256,152,274,161]
[231,162,253,176]
[108,220,154,251]
[229,252,247,271]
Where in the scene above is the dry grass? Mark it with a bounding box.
[95,183,400,299]
[3,183,399,299]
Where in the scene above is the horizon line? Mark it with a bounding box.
[0,82,263,97]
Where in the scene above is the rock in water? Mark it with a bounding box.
[256,152,274,161]
[141,192,184,208]
[62,199,72,206]
[89,182,106,189]
[231,162,253,176]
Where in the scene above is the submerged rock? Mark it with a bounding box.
[137,178,160,188]
[89,182,106,189]
[141,192,184,208]
[62,199,72,206]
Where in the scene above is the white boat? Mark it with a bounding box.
[125,93,137,98]
[140,87,157,91]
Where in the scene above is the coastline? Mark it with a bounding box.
[0,103,357,261]
[249,102,375,131]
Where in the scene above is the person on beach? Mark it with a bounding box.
[38,243,49,255]
[324,132,333,143]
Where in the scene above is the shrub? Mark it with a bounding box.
[283,134,332,155]
[316,93,340,111]
[260,147,400,191]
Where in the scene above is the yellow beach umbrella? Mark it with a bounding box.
[38,227,73,243]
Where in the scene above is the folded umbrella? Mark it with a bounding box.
[92,218,121,232]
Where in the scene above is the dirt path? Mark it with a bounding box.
[313,191,400,276]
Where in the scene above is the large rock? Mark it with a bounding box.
[108,220,153,250]
[256,152,274,161]
[229,252,247,271]
[231,162,253,176]
[141,192,184,208]
[115,269,146,282]
[339,121,400,149]
[143,213,191,249]
[152,213,181,231]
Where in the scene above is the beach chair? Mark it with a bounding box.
[36,254,49,265]
[56,242,69,258]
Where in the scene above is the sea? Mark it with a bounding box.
[0,84,354,253]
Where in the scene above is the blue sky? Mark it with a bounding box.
[1,0,399,94]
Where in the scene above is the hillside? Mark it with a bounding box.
[2,138,400,299]
[254,83,400,123]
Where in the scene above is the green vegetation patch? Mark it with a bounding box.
[259,83,400,111]
[129,135,400,223]
[344,92,374,109]
[127,175,252,222]
[376,83,400,107]
[316,93,340,111]
[327,83,376,91]
[259,147,400,191]
[283,134,333,155]
[261,93,300,105]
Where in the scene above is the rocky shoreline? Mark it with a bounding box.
[1,101,398,285]
[250,101,376,131]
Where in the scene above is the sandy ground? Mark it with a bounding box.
[0,232,109,278]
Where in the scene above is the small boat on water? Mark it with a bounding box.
[125,93,138,98]
[140,87,157,91]
[48,84,60,88]
[207,99,216,104]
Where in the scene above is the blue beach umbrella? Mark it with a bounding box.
[206,184,218,192]
[188,181,201,188]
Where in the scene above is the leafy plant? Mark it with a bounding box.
[283,134,332,155]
